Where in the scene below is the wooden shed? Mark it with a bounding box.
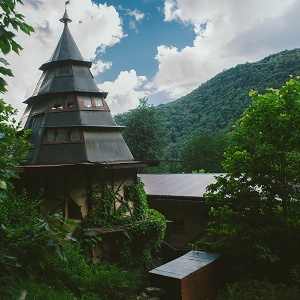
[149,251,223,300]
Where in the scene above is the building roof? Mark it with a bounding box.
[138,173,225,198]
[149,250,220,279]
[42,9,87,68]
[20,8,138,167]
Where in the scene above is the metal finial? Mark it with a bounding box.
[60,9,72,24]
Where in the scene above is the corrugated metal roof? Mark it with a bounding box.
[149,251,220,279]
[138,173,225,198]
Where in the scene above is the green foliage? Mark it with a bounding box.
[182,132,229,173]
[32,243,141,300]
[115,49,300,160]
[19,283,79,300]
[0,191,76,299]
[0,0,34,93]
[120,209,166,271]
[0,99,31,197]
[216,279,300,300]
[199,77,300,280]
[0,0,32,196]
[123,97,166,161]
[77,179,166,271]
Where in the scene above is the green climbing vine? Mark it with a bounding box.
[76,178,166,271]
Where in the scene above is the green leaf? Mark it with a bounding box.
[10,40,22,54]
[47,238,56,247]
[0,57,9,66]
[55,244,67,261]
[0,66,13,76]
[0,180,7,190]
[45,223,56,233]
[66,234,77,242]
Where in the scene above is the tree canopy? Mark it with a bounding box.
[182,132,229,173]
[115,49,300,160]
[0,0,33,196]
[198,77,300,280]
[123,97,166,161]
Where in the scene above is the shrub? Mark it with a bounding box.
[33,242,141,300]
[217,279,300,300]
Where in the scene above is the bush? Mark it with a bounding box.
[33,243,141,300]
[217,279,300,300]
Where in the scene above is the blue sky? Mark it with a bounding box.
[96,0,195,81]
[6,0,300,118]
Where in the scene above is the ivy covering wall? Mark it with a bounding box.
[76,179,166,271]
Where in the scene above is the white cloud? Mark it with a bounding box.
[127,9,144,22]
[98,70,148,114]
[4,0,125,119]
[91,60,112,76]
[151,0,300,99]
[126,8,144,32]
[3,0,300,121]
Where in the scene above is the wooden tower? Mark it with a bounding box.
[17,9,157,219]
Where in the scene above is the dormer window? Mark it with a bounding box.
[44,128,83,144]
[83,96,93,108]
[50,95,77,111]
[70,129,81,141]
[66,95,75,108]
[78,95,106,110]
[52,97,63,110]
[94,97,104,107]
[56,128,69,142]
[56,65,72,77]
[45,129,56,142]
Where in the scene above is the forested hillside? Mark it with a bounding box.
[115,48,300,159]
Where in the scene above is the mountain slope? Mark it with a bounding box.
[115,48,300,159]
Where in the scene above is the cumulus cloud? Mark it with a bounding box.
[4,0,300,120]
[98,70,148,114]
[122,7,145,32]
[5,0,124,118]
[91,60,112,76]
[127,9,144,22]
[150,0,300,99]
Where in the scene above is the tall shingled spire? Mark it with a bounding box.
[16,5,158,223]
[40,9,86,70]
[20,7,135,165]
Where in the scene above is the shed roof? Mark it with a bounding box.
[149,250,220,279]
[138,173,225,198]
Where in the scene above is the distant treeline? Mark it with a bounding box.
[115,48,300,160]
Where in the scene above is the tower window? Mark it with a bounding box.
[83,96,93,108]
[56,129,69,142]
[45,129,56,142]
[49,95,77,111]
[78,96,106,110]
[94,97,104,107]
[56,66,72,77]
[44,128,83,144]
[70,129,80,141]
[52,97,63,110]
[66,95,75,108]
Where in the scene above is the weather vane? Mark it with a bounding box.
[65,0,70,7]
